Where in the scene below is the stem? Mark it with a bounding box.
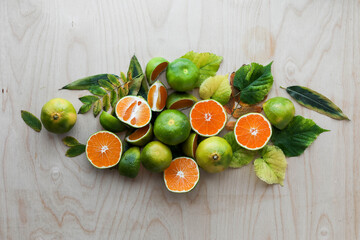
[280,86,286,90]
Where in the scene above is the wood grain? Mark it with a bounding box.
[1,0,359,239]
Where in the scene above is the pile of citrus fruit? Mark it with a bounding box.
[80,56,277,193]
[22,52,331,192]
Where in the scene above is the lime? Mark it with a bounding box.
[263,97,295,130]
[40,98,77,134]
[118,147,141,178]
[195,136,233,173]
[166,58,199,92]
[181,132,198,158]
[166,92,197,110]
[99,111,127,132]
[141,141,172,172]
[125,123,153,146]
[146,57,169,85]
[154,109,191,146]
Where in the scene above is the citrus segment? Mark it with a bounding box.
[164,157,200,193]
[115,96,151,128]
[190,100,227,137]
[166,92,197,110]
[99,111,127,132]
[234,113,272,150]
[146,57,169,85]
[181,133,198,158]
[147,80,167,112]
[125,123,153,146]
[86,131,122,169]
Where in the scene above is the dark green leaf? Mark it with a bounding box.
[137,77,149,99]
[79,95,99,104]
[103,94,110,111]
[110,89,118,108]
[93,100,102,117]
[284,85,350,120]
[21,110,42,132]
[78,103,92,114]
[181,51,223,87]
[61,74,118,90]
[89,86,107,96]
[127,55,144,79]
[65,144,86,157]
[223,132,256,168]
[120,72,128,83]
[271,115,329,157]
[107,74,120,87]
[62,136,80,147]
[118,86,125,99]
[128,75,144,96]
[233,62,273,104]
[98,79,115,91]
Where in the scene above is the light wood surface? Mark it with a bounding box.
[1,0,359,239]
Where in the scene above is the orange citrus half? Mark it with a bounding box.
[115,96,152,128]
[147,80,167,112]
[164,157,200,193]
[189,99,227,137]
[86,131,122,169]
[234,113,272,150]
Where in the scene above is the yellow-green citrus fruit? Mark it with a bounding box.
[195,136,233,173]
[40,98,77,134]
[99,111,127,132]
[154,109,191,146]
[166,58,199,92]
[140,141,172,173]
[118,147,141,178]
[146,57,169,85]
[263,97,295,130]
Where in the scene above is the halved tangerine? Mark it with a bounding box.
[125,123,153,146]
[164,157,200,193]
[189,99,227,137]
[115,96,152,128]
[86,131,122,169]
[147,80,167,112]
[166,92,197,110]
[234,113,272,150]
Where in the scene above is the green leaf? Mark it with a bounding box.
[128,75,144,96]
[89,86,107,96]
[79,95,99,104]
[107,74,121,87]
[181,51,223,87]
[21,110,42,132]
[118,86,125,99]
[199,74,231,105]
[78,103,92,114]
[65,144,86,157]
[127,55,145,96]
[62,136,80,147]
[271,115,329,157]
[98,79,115,91]
[93,100,102,117]
[233,62,274,104]
[223,132,256,168]
[103,94,110,112]
[61,74,118,90]
[128,55,144,79]
[284,85,350,120]
[110,89,118,108]
[120,72,128,83]
[137,77,149,99]
[254,145,287,186]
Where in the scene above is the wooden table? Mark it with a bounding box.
[1,0,359,239]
